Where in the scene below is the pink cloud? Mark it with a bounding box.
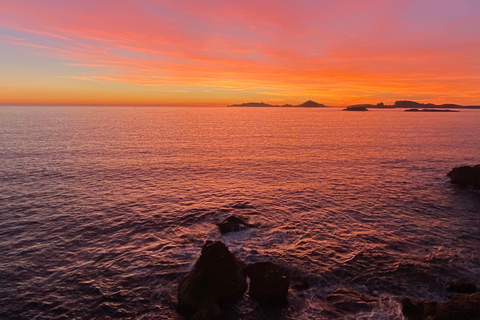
[1,0,480,104]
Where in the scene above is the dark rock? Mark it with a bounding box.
[433,292,480,320]
[402,292,480,320]
[447,165,480,189]
[326,288,377,314]
[217,215,252,234]
[447,282,477,294]
[178,241,247,314]
[246,262,289,305]
[191,302,222,320]
[401,298,438,320]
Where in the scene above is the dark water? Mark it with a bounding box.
[0,106,479,319]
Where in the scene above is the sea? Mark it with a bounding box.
[0,106,479,320]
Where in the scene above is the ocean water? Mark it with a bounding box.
[0,106,479,320]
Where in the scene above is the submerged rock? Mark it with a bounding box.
[447,165,480,189]
[217,215,252,234]
[230,202,255,209]
[402,292,480,320]
[246,262,289,305]
[178,241,247,316]
[326,288,377,314]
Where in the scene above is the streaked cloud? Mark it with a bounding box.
[1,0,479,105]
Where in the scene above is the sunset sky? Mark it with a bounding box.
[1,0,480,106]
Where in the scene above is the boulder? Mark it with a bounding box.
[178,241,247,314]
[246,262,289,304]
[447,165,480,189]
[217,215,252,234]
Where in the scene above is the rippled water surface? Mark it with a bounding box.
[1,106,480,319]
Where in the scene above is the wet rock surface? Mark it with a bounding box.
[447,165,480,189]
[217,215,252,234]
[402,292,480,320]
[246,262,289,305]
[178,241,247,317]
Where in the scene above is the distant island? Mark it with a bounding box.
[229,102,274,107]
[343,105,369,111]
[229,100,480,109]
[229,100,327,108]
[391,100,473,109]
[376,100,480,109]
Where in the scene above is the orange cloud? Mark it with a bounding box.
[1,0,480,105]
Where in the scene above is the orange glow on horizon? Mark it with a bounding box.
[1,0,480,106]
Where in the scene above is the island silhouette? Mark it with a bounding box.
[229,100,480,109]
[229,100,327,108]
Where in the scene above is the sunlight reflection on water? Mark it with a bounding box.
[0,106,479,319]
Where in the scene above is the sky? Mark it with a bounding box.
[1,0,480,106]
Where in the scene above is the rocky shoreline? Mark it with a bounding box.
[176,166,480,319]
[178,239,479,320]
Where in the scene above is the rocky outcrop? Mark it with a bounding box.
[178,241,247,317]
[447,165,480,189]
[246,262,289,304]
[402,292,480,320]
[217,215,252,234]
